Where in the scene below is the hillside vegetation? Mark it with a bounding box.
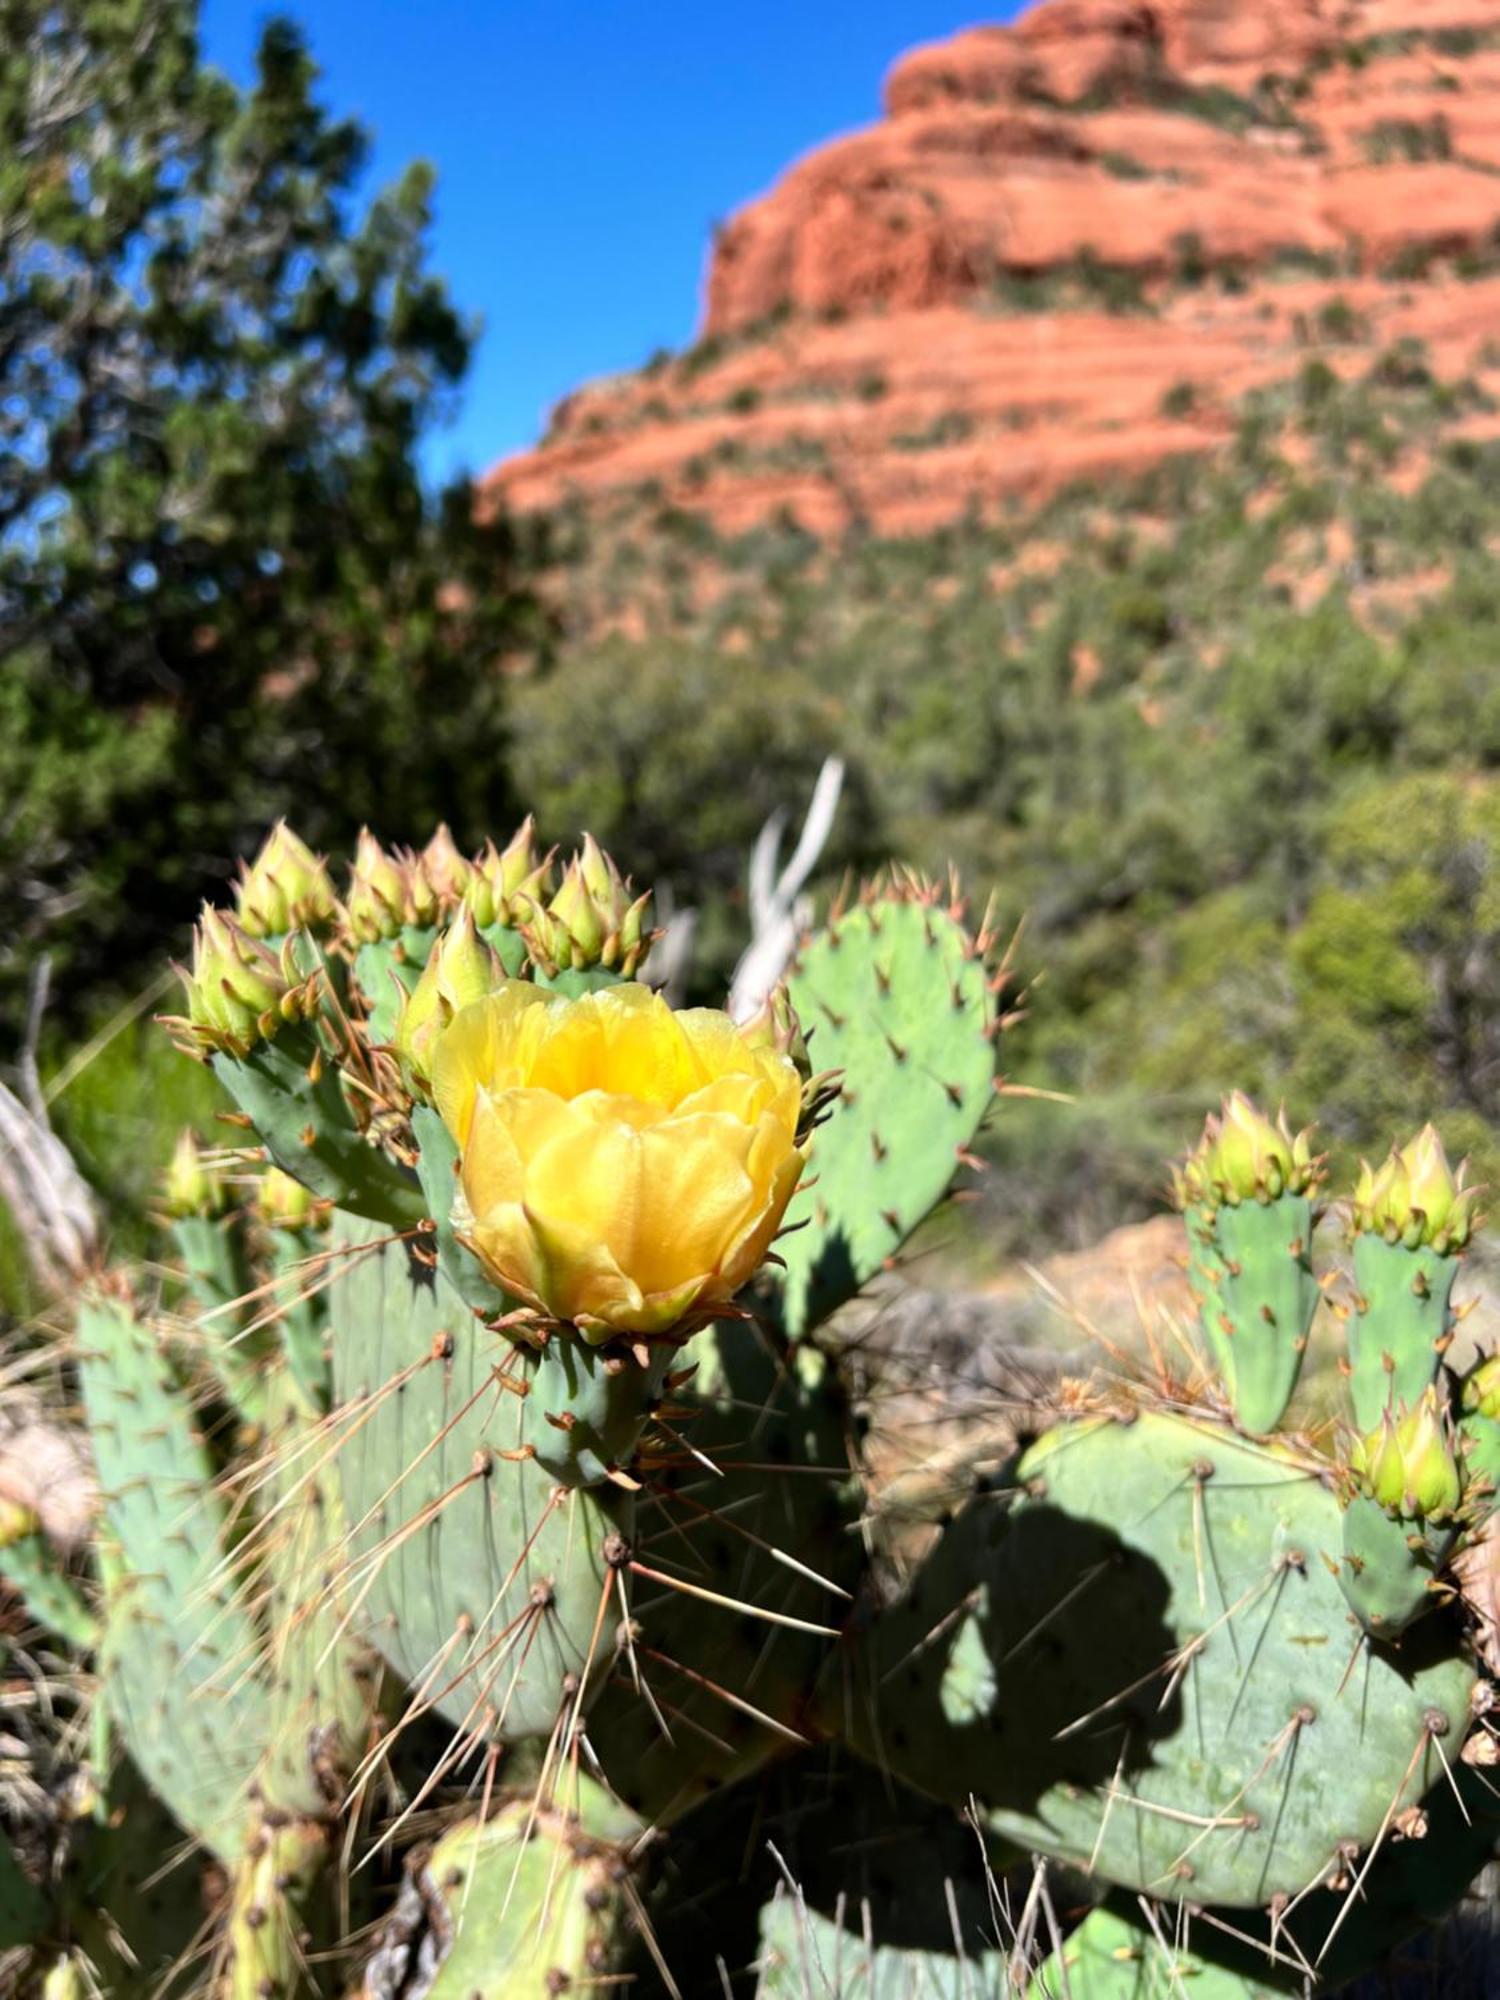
[512,343,1500,1254]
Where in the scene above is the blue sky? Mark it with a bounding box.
[200,3,1018,484]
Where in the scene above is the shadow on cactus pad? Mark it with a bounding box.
[838,1412,1476,1914]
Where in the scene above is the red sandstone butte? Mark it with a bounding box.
[484,0,1500,539]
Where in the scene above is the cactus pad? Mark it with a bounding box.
[400,1781,641,2000]
[590,1324,861,1823]
[326,1223,631,1744]
[849,1408,1474,1910]
[1028,1906,1273,1999]
[77,1295,268,1860]
[1348,1234,1458,1434]
[1184,1193,1318,1434]
[211,1026,424,1231]
[778,883,995,1338]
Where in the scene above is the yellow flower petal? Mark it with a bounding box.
[432,980,805,1333]
[434,986,553,1146]
[628,1115,762,1297]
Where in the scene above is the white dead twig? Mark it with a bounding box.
[0,961,98,1302]
[728,757,844,1023]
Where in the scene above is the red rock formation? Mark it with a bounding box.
[484,0,1500,541]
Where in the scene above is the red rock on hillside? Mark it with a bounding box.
[485,0,1500,539]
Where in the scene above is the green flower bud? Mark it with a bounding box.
[520,836,653,976]
[179,907,312,1057]
[255,1165,326,1233]
[394,907,506,1089]
[162,1129,228,1220]
[1174,1092,1320,1210]
[740,982,810,1079]
[1351,1387,1463,1520]
[467,817,556,929]
[1352,1125,1480,1253]
[421,822,474,906]
[346,829,406,944]
[235,821,337,938]
[1462,1354,1500,1422]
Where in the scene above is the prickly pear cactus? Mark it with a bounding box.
[1028,1905,1271,1999]
[776,874,1000,1337]
[325,1221,632,1744]
[28,812,1499,2000]
[1345,1126,1479,1432]
[77,1292,269,1862]
[588,1322,862,1823]
[378,1779,642,2000]
[1174,1096,1323,1434]
[848,1407,1473,1909]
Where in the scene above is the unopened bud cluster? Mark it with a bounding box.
[1171,1092,1322,1212]
[1351,1387,1463,1521]
[1351,1125,1480,1255]
[516,834,652,977]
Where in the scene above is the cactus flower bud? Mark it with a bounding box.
[162,1129,228,1219]
[1462,1354,1500,1422]
[394,907,506,1089]
[255,1165,326,1232]
[468,820,556,928]
[520,835,652,977]
[421,823,474,906]
[179,907,312,1057]
[741,983,811,1079]
[346,830,407,943]
[1174,1093,1320,1210]
[467,817,554,928]
[1352,1387,1463,1520]
[235,821,337,938]
[1352,1126,1479,1253]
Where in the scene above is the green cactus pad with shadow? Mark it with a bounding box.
[1337,1491,1453,1638]
[777,886,995,1338]
[326,1221,631,1744]
[1028,1904,1274,1999]
[1062,1757,1500,1995]
[842,1408,1474,1910]
[77,1294,269,1861]
[589,1323,861,1824]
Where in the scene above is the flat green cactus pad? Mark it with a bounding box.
[77,1295,269,1861]
[589,1323,861,1823]
[1185,1193,1319,1435]
[1348,1233,1457,1433]
[1028,1905,1275,1999]
[848,1408,1475,1912]
[417,1780,640,2000]
[757,1892,1012,1999]
[778,886,995,1338]
[1048,1758,1500,1997]
[325,1222,631,1744]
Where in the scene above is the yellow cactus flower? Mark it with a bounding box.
[432,983,805,1339]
